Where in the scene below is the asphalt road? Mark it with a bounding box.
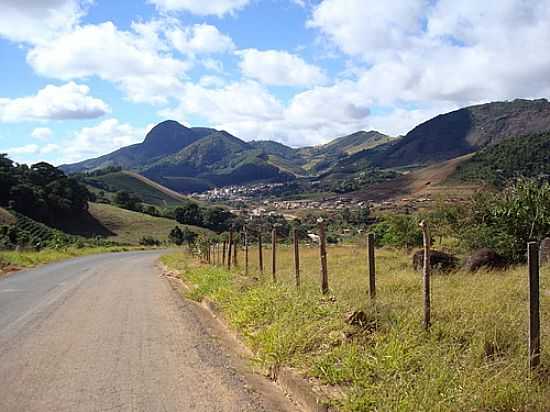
[0,251,296,412]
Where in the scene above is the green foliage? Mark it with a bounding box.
[114,190,143,212]
[458,178,550,262]
[163,248,550,411]
[169,226,184,245]
[371,214,423,249]
[0,155,92,225]
[139,236,161,246]
[455,132,550,186]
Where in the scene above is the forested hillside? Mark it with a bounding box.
[0,154,92,225]
[454,132,550,186]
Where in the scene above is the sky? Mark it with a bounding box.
[1,0,550,166]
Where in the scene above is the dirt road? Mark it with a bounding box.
[0,251,296,411]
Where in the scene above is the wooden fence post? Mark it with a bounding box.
[318,218,329,294]
[222,241,227,266]
[293,228,300,288]
[419,220,431,330]
[528,241,541,370]
[272,228,277,283]
[228,231,233,270]
[233,233,238,267]
[367,232,376,300]
[258,233,264,274]
[244,230,249,276]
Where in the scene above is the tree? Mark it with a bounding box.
[175,201,202,226]
[202,206,233,232]
[169,226,184,245]
[459,178,550,262]
[181,227,198,247]
[114,191,142,212]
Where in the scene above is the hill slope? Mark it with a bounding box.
[453,132,550,185]
[142,131,294,191]
[375,99,550,167]
[61,121,216,173]
[85,171,190,206]
[57,203,210,244]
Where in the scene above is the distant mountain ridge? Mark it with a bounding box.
[62,98,550,192]
[62,121,393,192]
[375,98,550,167]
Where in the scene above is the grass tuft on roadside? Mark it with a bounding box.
[0,246,146,273]
[162,246,550,411]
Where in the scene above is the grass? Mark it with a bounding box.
[0,207,16,225]
[60,203,211,244]
[87,171,187,206]
[162,245,550,411]
[0,245,144,273]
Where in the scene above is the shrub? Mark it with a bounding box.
[458,178,550,262]
[371,214,423,249]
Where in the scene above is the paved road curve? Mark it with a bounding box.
[0,251,296,412]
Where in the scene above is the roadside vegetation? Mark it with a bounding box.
[163,245,550,411]
[0,245,144,274]
[162,177,550,411]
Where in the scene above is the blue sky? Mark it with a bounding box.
[1,0,550,165]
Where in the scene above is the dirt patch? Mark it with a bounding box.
[347,154,480,202]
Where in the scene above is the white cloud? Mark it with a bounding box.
[202,58,224,73]
[26,22,190,104]
[0,0,87,45]
[0,82,109,122]
[148,0,251,16]
[167,24,235,55]
[41,143,61,154]
[59,118,146,163]
[168,80,284,124]
[237,49,327,87]
[199,75,226,88]
[31,128,53,140]
[5,144,40,155]
[308,0,427,61]
[308,0,550,107]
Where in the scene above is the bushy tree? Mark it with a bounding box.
[459,178,550,262]
[169,226,184,245]
[174,201,202,226]
[371,214,423,249]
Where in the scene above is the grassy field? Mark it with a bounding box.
[163,245,550,411]
[87,171,188,206]
[0,207,16,225]
[0,245,144,274]
[87,203,209,244]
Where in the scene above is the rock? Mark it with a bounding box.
[344,310,377,332]
[412,250,458,272]
[464,248,507,272]
[540,238,550,266]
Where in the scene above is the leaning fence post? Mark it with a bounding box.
[272,227,277,283]
[367,232,376,300]
[528,241,541,370]
[419,220,431,330]
[244,229,249,276]
[233,233,238,267]
[258,233,264,274]
[228,231,233,270]
[318,218,329,294]
[293,228,300,288]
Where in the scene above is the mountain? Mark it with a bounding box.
[140,130,294,192]
[453,131,550,185]
[62,98,550,194]
[62,121,216,174]
[315,130,395,156]
[374,99,550,167]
